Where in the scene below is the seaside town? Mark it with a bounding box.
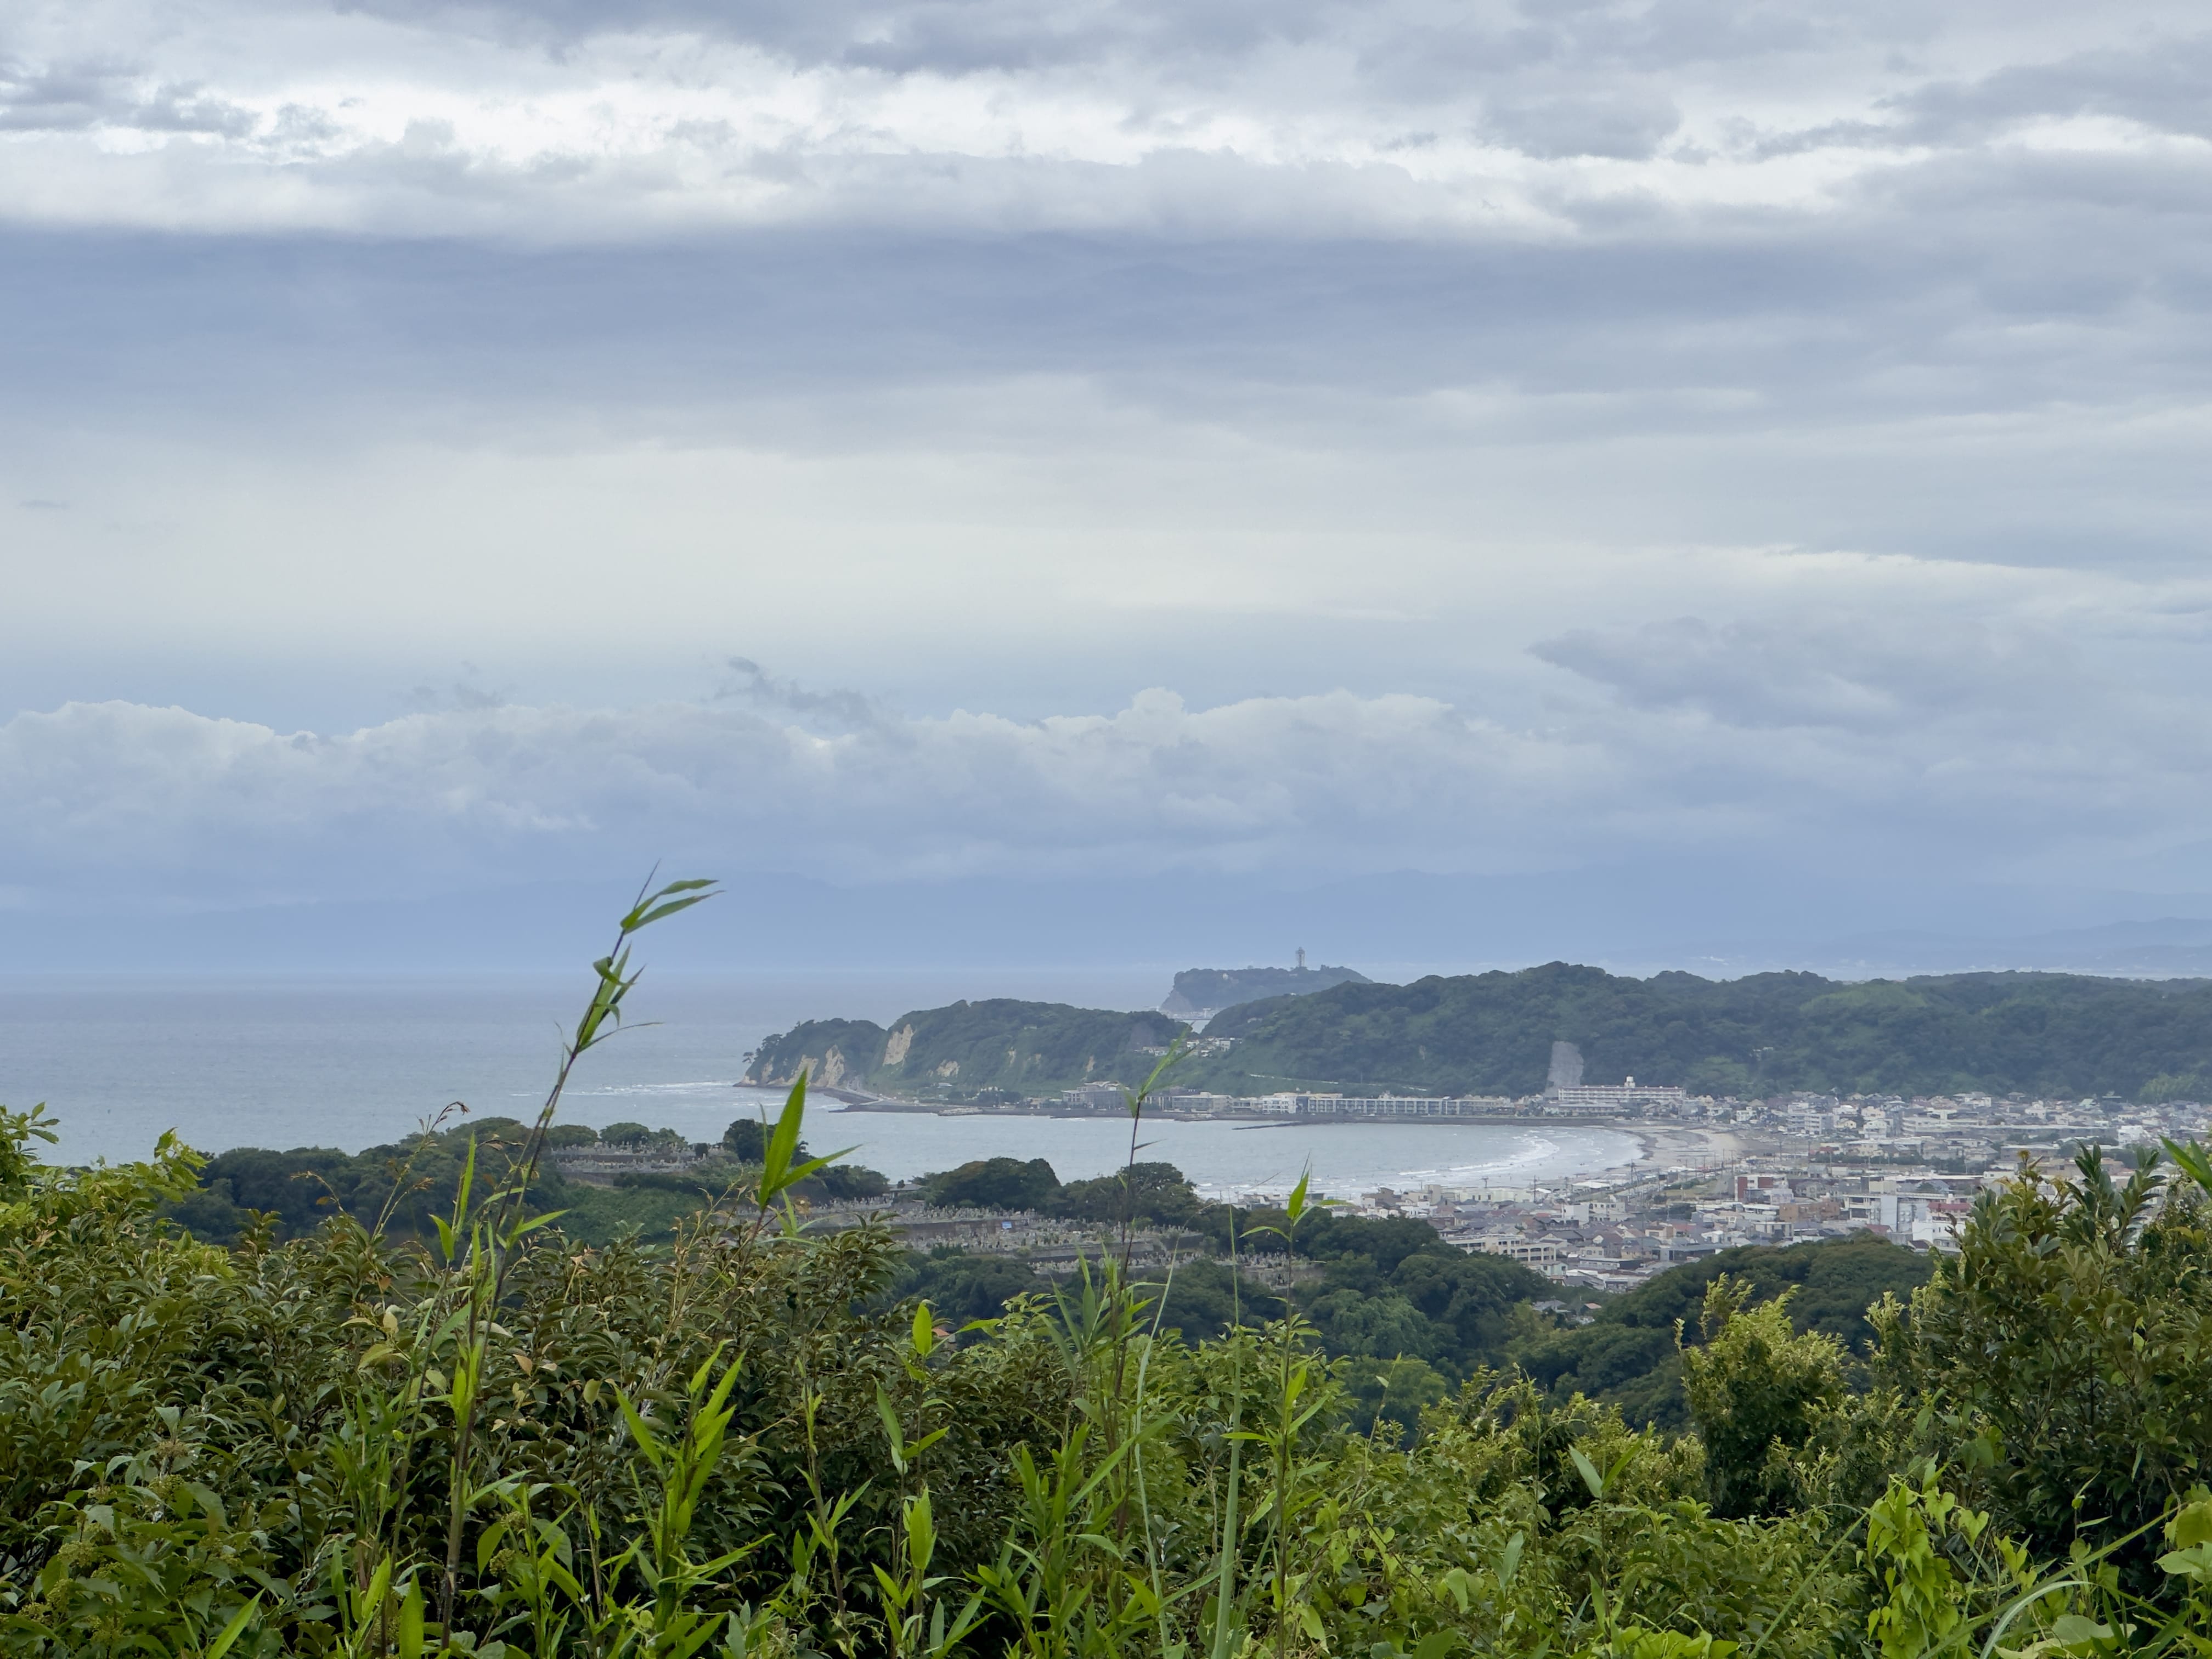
[555,1053,2212,1301]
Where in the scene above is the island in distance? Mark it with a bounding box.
[1159,958,1372,1020]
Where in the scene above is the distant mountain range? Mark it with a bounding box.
[1654,918,2212,982]
[1159,963,1370,1020]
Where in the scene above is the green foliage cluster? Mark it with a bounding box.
[1517,1237,1935,1430]
[915,1159,1203,1229]
[1678,1283,1846,1520]
[167,1115,890,1254]
[745,1002,1188,1100]
[1187,962,2212,1098]
[1893,1143,2212,1585]
[7,890,2212,1659]
[894,1194,1549,1406]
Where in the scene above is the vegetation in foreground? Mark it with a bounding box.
[5,883,2212,1659]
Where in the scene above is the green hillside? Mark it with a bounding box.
[1182,961,2212,1098]
[746,998,1188,1099]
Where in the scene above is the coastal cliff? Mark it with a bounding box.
[746,998,1190,1099]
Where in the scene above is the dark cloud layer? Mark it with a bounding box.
[3,208,2202,426]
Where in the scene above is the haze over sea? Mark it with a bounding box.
[1,970,1636,1200]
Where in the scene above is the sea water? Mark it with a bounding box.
[0,972,1639,1199]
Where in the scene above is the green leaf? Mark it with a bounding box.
[2049,1615,2112,1650]
[1498,1530,1525,1588]
[2158,1544,2212,1582]
[687,1339,733,1397]
[701,1349,744,1424]
[629,893,715,930]
[396,1580,425,1659]
[1570,1444,1605,1500]
[619,876,719,932]
[2163,1138,2212,1195]
[905,1489,936,1572]
[758,1075,809,1199]
[1284,1164,1312,1225]
[614,1387,668,1472]
[202,1596,261,1659]
[454,1134,478,1220]
[355,1558,392,1627]
[877,1386,909,1472]
[773,1150,856,1199]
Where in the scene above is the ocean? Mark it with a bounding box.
[0,971,1639,1200]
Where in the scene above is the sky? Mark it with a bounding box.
[4,0,2212,974]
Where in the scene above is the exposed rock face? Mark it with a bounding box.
[744,1000,1192,1099]
[745,1018,889,1086]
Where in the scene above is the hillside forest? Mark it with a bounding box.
[753,963,2212,1103]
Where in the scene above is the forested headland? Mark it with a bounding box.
[747,963,2212,1103]
[744,1000,1189,1099]
[5,890,2211,1658]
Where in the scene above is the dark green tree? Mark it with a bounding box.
[921,1156,1062,1212]
[1680,1278,1845,1519]
[1056,1161,1202,1226]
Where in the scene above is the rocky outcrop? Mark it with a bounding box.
[744,999,1191,1099]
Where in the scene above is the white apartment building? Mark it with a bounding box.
[1549,1077,1688,1111]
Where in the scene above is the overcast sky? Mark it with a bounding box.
[4,0,2211,960]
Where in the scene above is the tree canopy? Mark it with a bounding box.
[1187,962,2212,1097]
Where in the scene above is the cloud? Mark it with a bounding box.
[1887,33,2212,146]
[1533,612,2069,734]
[0,58,256,137]
[4,0,2211,939]
[10,572,2212,915]
[1,0,2207,240]
[0,688,1607,901]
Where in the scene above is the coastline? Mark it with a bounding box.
[803,1102,1666,1197]
[1593,1121,1765,1186]
[807,1084,1743,1144]
[806,1087,1762,1191]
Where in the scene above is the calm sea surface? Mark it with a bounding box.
[0,972,1638,1199]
